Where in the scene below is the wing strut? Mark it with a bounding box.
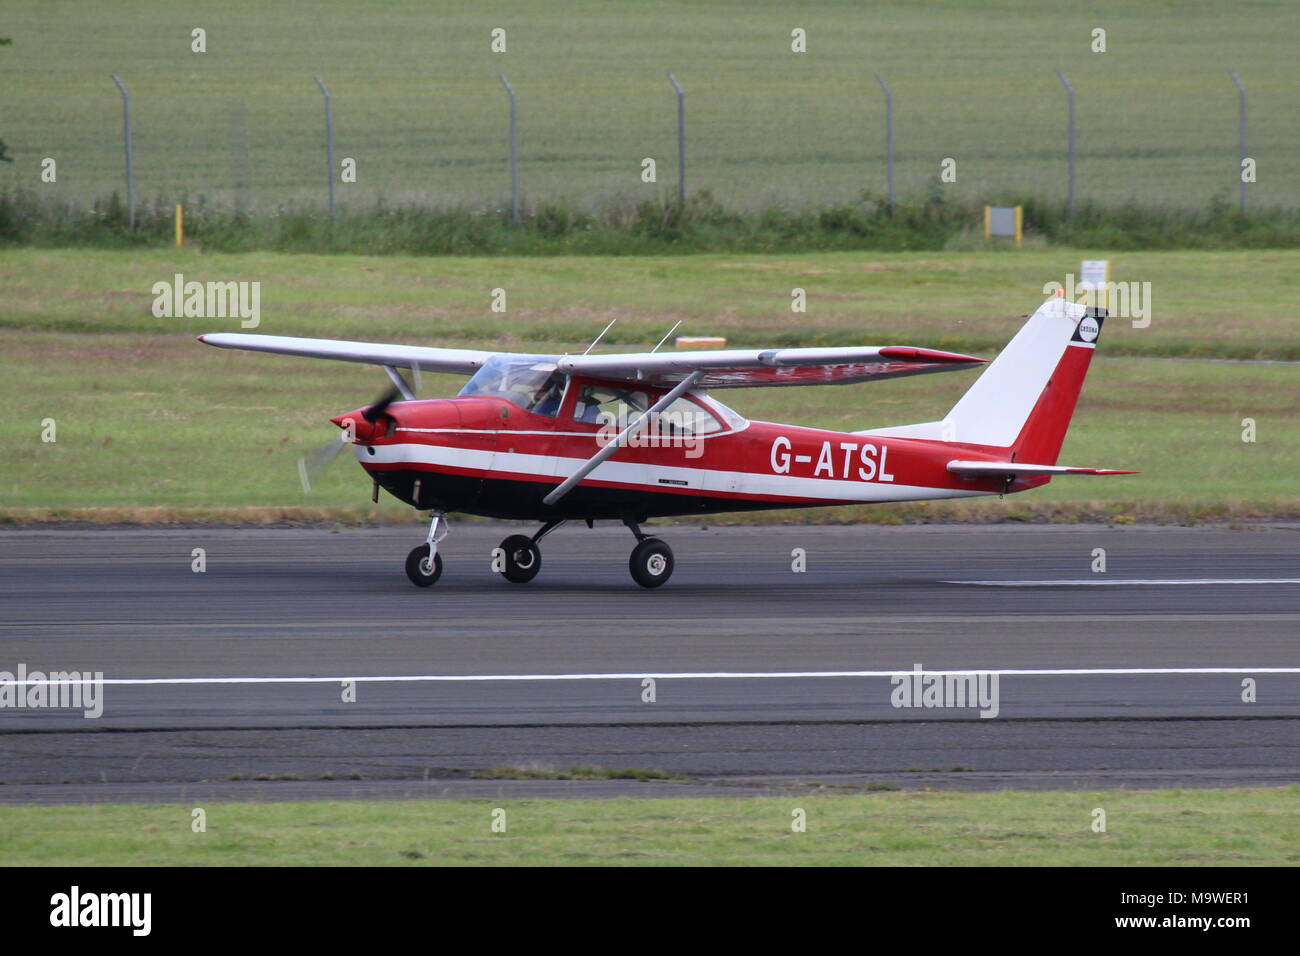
[382,365,416,400]
[542,370,703,507]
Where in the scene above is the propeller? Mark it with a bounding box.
[297,434,349,493]
[362,386,402,424]
[298,385,405,493]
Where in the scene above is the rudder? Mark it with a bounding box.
[861,297,1107,465]
[944,298,1104,462]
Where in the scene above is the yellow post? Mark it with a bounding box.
[175,204,183,248]
[983,205,991,240]
[1014,205,1023,248]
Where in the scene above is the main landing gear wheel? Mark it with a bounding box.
[498,534,541,584]
[629,537,674,588]
[405,545,443,587]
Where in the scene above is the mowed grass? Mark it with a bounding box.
[1,788,1296,866]
[4,329,1296,522]
[2,0,1299,210]
[4,247,1300,359]
[3,247,1297,521]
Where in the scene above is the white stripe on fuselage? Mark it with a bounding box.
[395,425,745,440]
[358,442,989,504]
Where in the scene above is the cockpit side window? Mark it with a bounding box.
[527,371,567,418]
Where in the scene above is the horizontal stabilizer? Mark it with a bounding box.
[947,460,1138,477]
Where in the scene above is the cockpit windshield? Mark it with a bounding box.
[458,355,567,417]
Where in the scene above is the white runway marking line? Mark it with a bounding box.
[6,667,1300,687]
[950,578,1300,587]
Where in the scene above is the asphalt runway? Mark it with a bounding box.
[1,522,1297,803]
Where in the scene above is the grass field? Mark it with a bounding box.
[3,248,1296,522]
[5,247,1299,357]
[3,0,1300,211]
[1,787,1295,866]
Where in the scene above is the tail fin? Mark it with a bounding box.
[947,297,1104,461]
[867,298,1105,463]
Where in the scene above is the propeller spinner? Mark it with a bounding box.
[298,385,404,493]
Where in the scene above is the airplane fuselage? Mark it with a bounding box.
[348,379,1045,523]
[203,297,1123,587]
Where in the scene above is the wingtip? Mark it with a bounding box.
[879,346,986,364]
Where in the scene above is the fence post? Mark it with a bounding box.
[314,76,336,224]
[499,75,520,225]
[1228,70,1247,214]
[668,73,686,204]
[1056,71,1076,217]
[873,73,894,207]
[110,74,134,229]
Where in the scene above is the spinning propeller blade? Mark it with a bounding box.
[299,385,405,492]
[297,434,348,493]
[362,386,403,423]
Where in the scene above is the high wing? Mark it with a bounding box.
[199,333,983,388]
[560,345,982,387]
[197,333,496,375]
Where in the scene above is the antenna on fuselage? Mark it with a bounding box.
[651,320,682,353]
[583,318,617,355]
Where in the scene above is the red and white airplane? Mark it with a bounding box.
[201,296,1133,588]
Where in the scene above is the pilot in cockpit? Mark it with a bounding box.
[529,372,566,418]
[574,396,604,423]
[573,386,612,424]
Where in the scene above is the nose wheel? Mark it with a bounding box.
[405,512,448,587]
[405,545,443,586]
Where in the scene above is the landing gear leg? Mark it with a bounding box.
[405,512,448,587]
[497,520,562,584]
[624,517,674,588]
[533,519,565,545]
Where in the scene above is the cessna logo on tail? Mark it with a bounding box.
[1071,308,1106,345]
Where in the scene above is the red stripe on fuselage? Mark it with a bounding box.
[359,394,1013,505]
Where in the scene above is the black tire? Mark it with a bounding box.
[629,537,673,588]
[499,534,541,584]
[405,544,443,587]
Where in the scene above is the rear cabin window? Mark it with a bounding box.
[573,384,649,426]
[574,385,725,435]
[655,396,723,436]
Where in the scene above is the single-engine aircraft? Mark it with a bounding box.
[200,295,1133,588]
